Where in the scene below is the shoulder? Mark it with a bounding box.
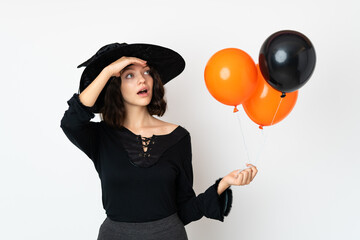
[153,120,191,145]
[153,119,189,136]
[163,122,180,133]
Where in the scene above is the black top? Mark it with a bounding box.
[60,93,233,225]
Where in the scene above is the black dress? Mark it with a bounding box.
[60,93,233,238]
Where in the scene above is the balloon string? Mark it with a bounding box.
[254,126,270,166]
[255,96,283,166]
[270,97,284,126]
[236,111,250,174]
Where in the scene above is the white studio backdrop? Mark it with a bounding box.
[1,0,359,239]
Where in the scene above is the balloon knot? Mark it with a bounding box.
[259,125,263,130]
[281,92,286,98]
[233,106,239,113]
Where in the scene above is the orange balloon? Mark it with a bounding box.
[204,48,258,108]
[243,65,298,127]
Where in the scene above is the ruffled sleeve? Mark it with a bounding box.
[176,133,233,226]
[60,93,100,166]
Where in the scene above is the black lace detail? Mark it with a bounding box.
[140,136,153,152]
[136,135,155,158]
[118,126,188,168]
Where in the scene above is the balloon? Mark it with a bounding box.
[259,30,316,93]
[243,65,298,127]
[204,48,258,110]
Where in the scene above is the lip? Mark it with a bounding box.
[137,87,151,97]
[137,87,149,94]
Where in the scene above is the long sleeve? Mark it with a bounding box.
[176,133,233,226]
[60,93,100,166]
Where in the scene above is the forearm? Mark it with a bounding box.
[79,67,112,107]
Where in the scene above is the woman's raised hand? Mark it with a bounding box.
[105,56,147,78]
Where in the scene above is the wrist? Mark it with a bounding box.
[217,178,231,195]
[102,66,114,78]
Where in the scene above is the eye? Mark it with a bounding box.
[144,69,151,75]
[125,73,134,79]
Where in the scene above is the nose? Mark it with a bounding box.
[138,74,146,84]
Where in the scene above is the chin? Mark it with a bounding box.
[138,99,152,107]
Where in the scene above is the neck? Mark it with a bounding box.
[122,104,154,129]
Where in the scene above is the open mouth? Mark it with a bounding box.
[137,89,148,95]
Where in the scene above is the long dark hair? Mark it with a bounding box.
[99,66,167,129]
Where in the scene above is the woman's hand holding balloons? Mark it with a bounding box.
[217,164,258,195]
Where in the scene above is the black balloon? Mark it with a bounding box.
[259,30,316,93]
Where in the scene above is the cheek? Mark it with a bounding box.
[120,82,132,98]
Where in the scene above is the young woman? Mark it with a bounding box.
[60,43,258,240]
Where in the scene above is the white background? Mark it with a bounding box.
[1,0,359,239]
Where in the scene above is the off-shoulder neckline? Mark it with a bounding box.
[120,125,182,139]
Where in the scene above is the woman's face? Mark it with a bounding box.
[120,63,153,108]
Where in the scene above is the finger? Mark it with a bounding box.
[246,163,255,168]
[251,166,258,181]
[122,57,146,67]
[245,169,252,184]
[237,172,244,185]
[131,59,148,66]
[135,57,147,62]
[131,57,147,64]
[241,171,248,185]
[245,164,257,181]
[247,173,252,184]
[239,168,249,174]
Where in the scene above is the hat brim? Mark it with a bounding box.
[78,43,185,113]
